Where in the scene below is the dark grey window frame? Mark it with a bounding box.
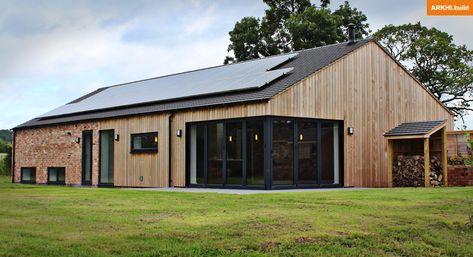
[185,116,344,190]
[47,167,66,185]
[20,167,36,184]
[130,132,159,153]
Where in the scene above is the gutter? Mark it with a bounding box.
[168,112,175,187]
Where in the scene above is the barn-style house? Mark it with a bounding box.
[12,30,454,189]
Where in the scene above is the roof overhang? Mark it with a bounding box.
[383,120,447,140]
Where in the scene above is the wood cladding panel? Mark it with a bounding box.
[99,114,169,187]
[269,42,454,187]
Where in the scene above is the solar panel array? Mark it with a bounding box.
[40,53,298,118]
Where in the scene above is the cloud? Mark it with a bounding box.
[0,0,470,129]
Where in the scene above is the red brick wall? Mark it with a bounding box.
[448,165,473,186]
[14,123,99,185]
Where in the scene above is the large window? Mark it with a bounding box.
[321,123,340,184]
[246,120,264,185]
[272,119,294,185]
[48,167,65,184]
[298,121,318,184]
[21,167,36,183]
[226,122,243,185]
[131,132,158,153]
[207,123,224,185]
[189,124,205,184]
[82,130,93,185]
[100,130,114,185]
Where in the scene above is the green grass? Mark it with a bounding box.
[0,176,472,257]
[0,153,6,175]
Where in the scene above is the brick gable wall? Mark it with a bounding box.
[14,122,99,185]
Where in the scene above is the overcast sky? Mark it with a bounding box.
[0,0,472,129]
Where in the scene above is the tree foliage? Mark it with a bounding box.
[224,0,370,64]
[0,139,12,176]
[374,23,473,118]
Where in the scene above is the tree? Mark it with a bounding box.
[374,23,473,119]
[224,0,370,63]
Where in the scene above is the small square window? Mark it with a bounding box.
[21,167,36,183]
[48,167,65,184]
[131,132,158,153]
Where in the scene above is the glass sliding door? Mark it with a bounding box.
[226,122,243,185]
[297,121,317,184]
[99,130,114,185]
[320,123,340,185]
[207,123,224,185]
[272,119,294,185]
[246,120,264,185]
[189,124,205,185]
[82,130,93,185]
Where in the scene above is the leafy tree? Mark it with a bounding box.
[0,129,12,143]
[225,0,370,63]
[0,139,12,175]
[374,23,473,119]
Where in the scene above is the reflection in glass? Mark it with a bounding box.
[207,123,224,184]
[298,121,317,184]
[272,119,294,185]
[246,120,264,185]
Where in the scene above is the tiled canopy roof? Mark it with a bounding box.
[384,120,446,137]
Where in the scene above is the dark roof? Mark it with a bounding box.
[384,120,446,137]
[16,39,373,129]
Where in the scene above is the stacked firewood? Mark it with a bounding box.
[393,155,444,187]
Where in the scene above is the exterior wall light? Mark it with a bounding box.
[299,133,304,141]
[176,129,182,137]
[348,127,354,135]
[254,133,259,141]
[114,134,120,141]
[228,135,233,142]
[75,137,81,144]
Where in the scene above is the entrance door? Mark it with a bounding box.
[99,130,114,186]
[81,130,93,185]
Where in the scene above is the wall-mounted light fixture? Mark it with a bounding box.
[114,134,120,141]
[299,133,304,141]
[154,136,158,143]
[348,127,354,135]
[75,137,81,144]
[254,133,259,142]
[228,135,233,142]
[176,129,182,137]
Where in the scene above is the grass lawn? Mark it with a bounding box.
[0,176,472,257]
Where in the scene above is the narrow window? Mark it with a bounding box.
[20,167,36,183]
[48,167,66,184]
[131,132,158,153]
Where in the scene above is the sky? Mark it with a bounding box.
[0,0,471,129]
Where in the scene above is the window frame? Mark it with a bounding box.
[130,132,159,153]
[47,167,66,185]
[20,167,36,184]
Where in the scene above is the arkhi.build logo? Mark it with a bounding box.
[427,0,473,15]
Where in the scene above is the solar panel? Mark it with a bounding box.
[39,53,298,118]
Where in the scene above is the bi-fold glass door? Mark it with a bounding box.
[270,117,342,188]
[187,119,265,188]
[187,116,342,189]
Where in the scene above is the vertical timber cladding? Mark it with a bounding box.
[269,41,454,188]
[98,114,169,187]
